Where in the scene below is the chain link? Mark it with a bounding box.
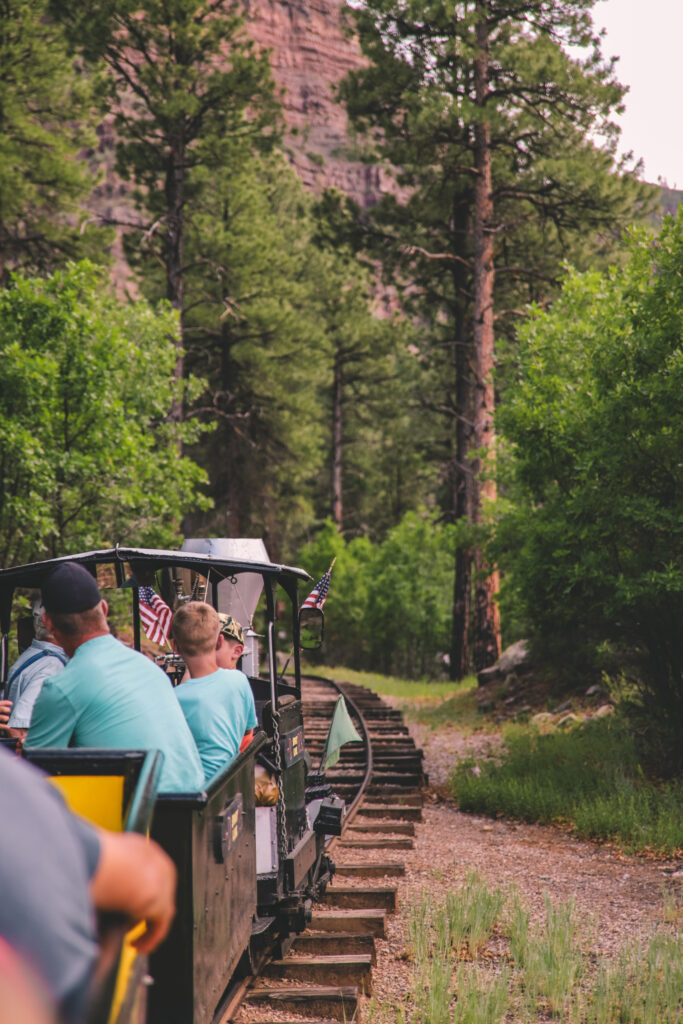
[271,708,289,865]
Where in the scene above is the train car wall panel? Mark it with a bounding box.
[148,736,265,1024]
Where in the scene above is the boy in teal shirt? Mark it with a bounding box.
[171,602,258,782]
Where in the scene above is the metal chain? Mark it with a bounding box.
[271,708,289,865]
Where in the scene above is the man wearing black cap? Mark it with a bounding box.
[25,563,204,793]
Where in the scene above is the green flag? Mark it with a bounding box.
[322,695,362,769]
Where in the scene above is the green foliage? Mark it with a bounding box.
[451,717,683,855]
[298,512,456,678]
[175,153,329,553]
[0,262,210,566]
[587,932,683,1024]
[0,0,108,281]
[496,212,683,769]
[339,0,653,500]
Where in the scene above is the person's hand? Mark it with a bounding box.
[90,832,176,955]
[0,700,12,727]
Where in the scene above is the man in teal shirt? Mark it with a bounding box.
[170,602,258,782]
[26,563,204,794]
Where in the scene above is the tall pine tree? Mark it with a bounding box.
[51,0,280,395]
[339,0,652,674]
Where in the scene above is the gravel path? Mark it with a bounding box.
[335,715,683,1018]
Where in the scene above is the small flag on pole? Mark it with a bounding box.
[138,585,173,646]
[322,695,362,770]
[301,558,335,611]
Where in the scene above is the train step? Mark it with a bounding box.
[310,909,386,937]
[244,986,360,1022]
[293,931,377,963]
[333,862,405,878]
[263,955,373,993]
[325,886,397,911]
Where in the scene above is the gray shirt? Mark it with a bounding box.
[7,639,68,728]
[0,748,100,1023]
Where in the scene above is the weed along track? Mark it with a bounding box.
[232,676,426,1023]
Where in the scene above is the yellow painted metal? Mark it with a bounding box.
[49,774,125,832]
[48,772,145,1022]
[109,921,147,1024]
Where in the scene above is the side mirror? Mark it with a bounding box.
[299,607,324,650]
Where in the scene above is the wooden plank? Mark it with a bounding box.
[325,886,397,911]
[310,909,386,937]
[263,955,373,993]
[339,837,414,851]
[346,821,415,836]
[293,932,376,963]
[356,805,423,821]
[334,862,405,878]
[245,986,360,1022]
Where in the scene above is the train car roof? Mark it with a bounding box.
[0,547,310,627]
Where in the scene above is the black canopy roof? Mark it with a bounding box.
[0,547,310,634]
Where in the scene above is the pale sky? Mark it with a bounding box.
[591,0,683,188]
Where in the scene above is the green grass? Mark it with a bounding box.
[368,874,682,1024]
[452,717,683,856]
[308,662,475,702]
[307,663,682,856]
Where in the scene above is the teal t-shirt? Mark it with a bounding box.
[176,668,258,783]
[26,634,204,794]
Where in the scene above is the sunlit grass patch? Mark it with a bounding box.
[310,663,472,702]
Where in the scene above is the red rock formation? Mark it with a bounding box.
[244,0,383,206]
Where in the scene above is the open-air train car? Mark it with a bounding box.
[0,543,338,1024]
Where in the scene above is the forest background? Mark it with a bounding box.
[0,0,681,769]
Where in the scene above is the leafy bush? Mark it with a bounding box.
[297,511,456,678]
[0,262,210,566]
[496,212,683,770]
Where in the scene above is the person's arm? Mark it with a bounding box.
[0,700,11,727]
[8,674,46,731]
[89,832,176,954]
[24,681,76,748]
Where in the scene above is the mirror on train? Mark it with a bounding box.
[299,607,324,650]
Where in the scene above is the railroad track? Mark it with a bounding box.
[231,676,426,1023]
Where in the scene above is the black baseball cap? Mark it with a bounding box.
[42,563,102,614]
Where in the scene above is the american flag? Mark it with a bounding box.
[138,586,173,646]
[300,560,334,611]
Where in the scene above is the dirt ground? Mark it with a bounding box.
[337,714,683,1016]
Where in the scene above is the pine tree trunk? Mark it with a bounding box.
[472,1,501,671]
[332,350,343,528]
[450,259,473,680]
[166,134,185,421]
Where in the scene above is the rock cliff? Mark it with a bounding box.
[244,0,382,207]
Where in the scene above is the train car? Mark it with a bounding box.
[0,544,340,1024]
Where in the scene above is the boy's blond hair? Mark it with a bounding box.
[171,602,220,657]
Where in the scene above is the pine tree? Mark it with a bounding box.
[0,0,105,282]
[51,0,280,395]
[339,0,652,674]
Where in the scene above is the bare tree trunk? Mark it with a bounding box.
[472,0,501,671]
[332,349,343,528]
